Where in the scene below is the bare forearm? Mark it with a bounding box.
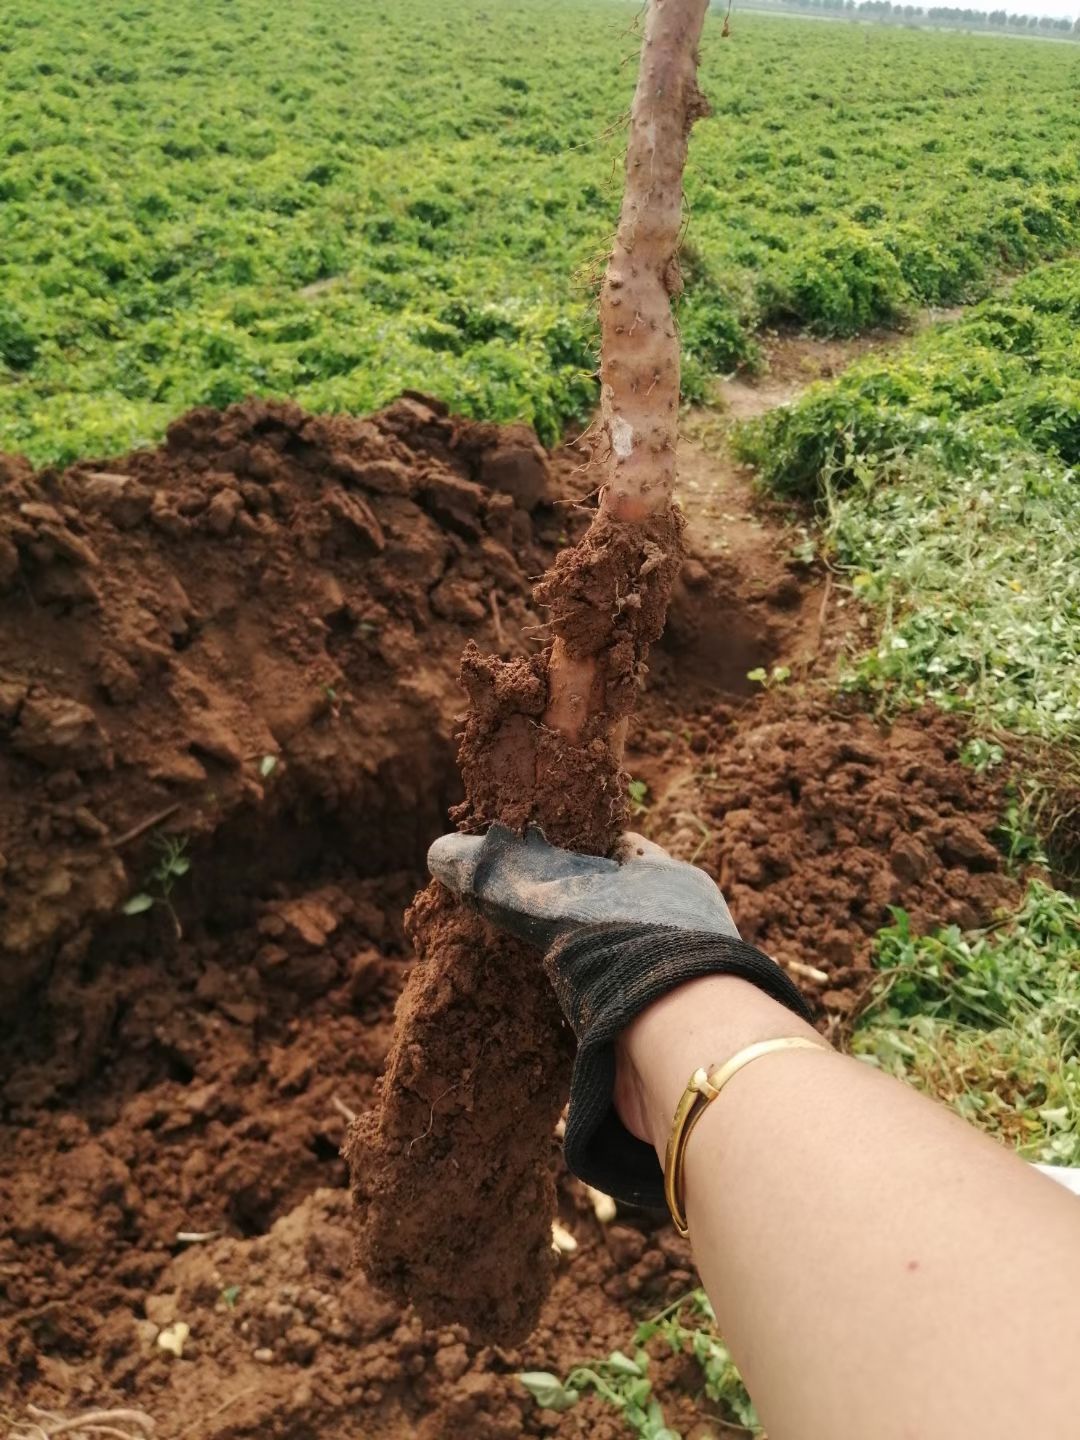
[617,976,1080,1440]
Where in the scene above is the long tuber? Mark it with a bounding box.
[348,0,712,1344]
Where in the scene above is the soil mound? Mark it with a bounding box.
[0,396,566,1010]
[635,694,1022,1010]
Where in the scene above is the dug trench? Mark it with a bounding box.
[0,392,1022,1438]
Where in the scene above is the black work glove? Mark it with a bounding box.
[427,823,812,1210]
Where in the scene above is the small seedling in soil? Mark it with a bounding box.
[627,778,650,814]
[520,1288,758,1438]
[121,834,190,938]
[747,663,791,688]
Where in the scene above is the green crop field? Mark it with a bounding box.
[2,0,1079,463]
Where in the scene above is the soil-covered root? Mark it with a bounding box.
[10,1406,155,1440]
[349,508,683,1341]
[348,0,713,1344]
[348,885,572,1342]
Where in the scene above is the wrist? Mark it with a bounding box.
[613,973,823,1154]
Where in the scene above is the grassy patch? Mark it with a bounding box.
[852,881,1080,1166]
[736,260,1080,747]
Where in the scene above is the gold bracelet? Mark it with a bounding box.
[663,1036,832,1237]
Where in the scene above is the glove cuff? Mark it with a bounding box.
[547,924,814,1210]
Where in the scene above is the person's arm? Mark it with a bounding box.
[427,825,1080,1439]
[617,973,1080,1440]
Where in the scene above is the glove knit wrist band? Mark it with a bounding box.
[546,924,815,1210]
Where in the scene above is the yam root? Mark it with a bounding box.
[348,0,712,1343]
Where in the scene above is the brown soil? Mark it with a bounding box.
[0,394,577,1008]
[349,891,572,1346]
[0,388,1022,1438]
[632,694,1020,1016]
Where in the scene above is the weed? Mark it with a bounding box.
[959,737,1004,773]
[520,1289,757,1439]
[852,881,1080,1165]
[628,778,650,816]
[122,835,191,938]
[747,663,791,689]
[993,786,1049,872]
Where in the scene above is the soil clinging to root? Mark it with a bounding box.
[0,395,1025,1437]
[350,496,685,1343]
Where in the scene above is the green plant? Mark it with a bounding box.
[520,1289,758,1438]
[994,787,1049,872]
[747,663,791,689]
[627,778,650,816]
[521,1351,676,1438]
[122,835,191,938]
[959,738,1005,773]
[5,3,1080,464]
[637,1291,758,1432]
[852,881,1080,1164]
[764,222,909,335]
[739,261,1080,748]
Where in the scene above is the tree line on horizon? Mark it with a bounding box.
[732,0,1080,34]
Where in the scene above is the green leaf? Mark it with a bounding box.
[221,1284,241,1308]
[122,893,154,916]
[607,1349,644,1377]
[625,1376,653,1407]
[627,779,648,805]
[518,1372,579,1412]
[746,667,767,684]
[259,753,278,778]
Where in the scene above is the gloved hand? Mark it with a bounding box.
[427,823,812,1209]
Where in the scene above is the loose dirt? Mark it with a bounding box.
[632,695,1019,1016]
[0,371,1023,1437]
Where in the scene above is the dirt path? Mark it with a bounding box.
[678,326,908,550]
[648,329,902,707]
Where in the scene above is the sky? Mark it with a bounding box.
[1000,0,1077,17]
